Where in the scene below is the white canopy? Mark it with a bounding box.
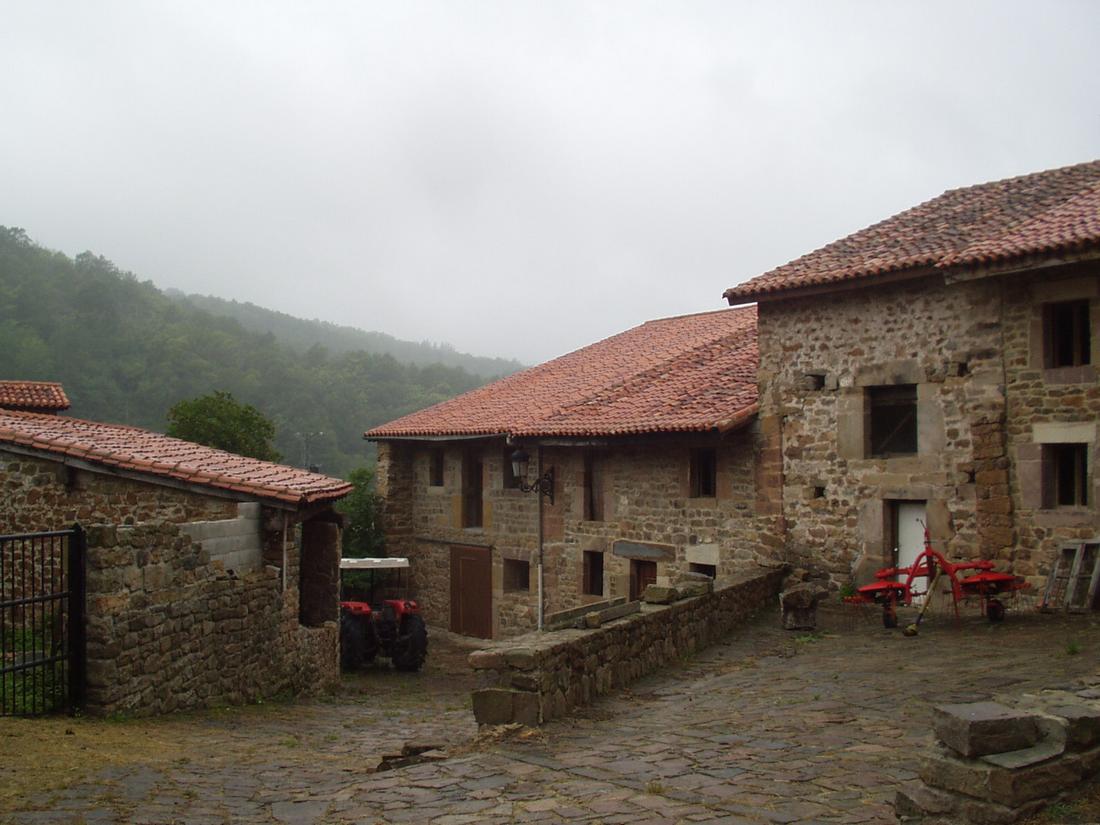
[339,557,410,570]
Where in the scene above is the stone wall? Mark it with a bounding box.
[375,431,784,639]
[467,566,785,725]
[1000,266,1100,586]
[84,521,339,716]
[756,263,1100,591]
[0,451,237,533]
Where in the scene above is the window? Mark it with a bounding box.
[689,562,716,579]
[1044,443,1089,508]
[583,452,605,521]
[690,449,717,498]
[502,448,520,490]
[1044,300,1091,368]
[503,558,530,592]
[462,452,483,527]
[429,449,445,487]
[868,385,918,457]
[583,550,604,596]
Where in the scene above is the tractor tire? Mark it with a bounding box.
[340,612,377,671]
[392,614,428,672]
[987,599,1006,623]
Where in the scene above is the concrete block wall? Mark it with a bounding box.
[180,502,263,573]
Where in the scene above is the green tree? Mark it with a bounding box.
[338,466,385,558]
[166,390,282,461]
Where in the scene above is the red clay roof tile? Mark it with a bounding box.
[0,381,70,412]
[0,410,351,506]
[367,306,757,439]
[723,160,1100,302]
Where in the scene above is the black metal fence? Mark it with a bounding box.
[0,526,86,716]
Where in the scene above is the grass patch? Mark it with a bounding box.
[1066,640,1082,656]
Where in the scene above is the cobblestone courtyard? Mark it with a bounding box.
[5,604,1099,825]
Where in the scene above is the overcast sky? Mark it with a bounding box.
[2,1,1098,364]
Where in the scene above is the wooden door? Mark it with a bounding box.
[630,559,657,601]
[450,545,492,638]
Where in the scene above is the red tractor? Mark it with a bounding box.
[339,558,428,672]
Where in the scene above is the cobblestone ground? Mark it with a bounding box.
[6,605,1100,825]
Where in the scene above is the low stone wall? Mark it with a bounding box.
[898,690,1100,824]
[85,521,339,716]
[469,565,786,726]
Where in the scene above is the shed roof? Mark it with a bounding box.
[0,381,71,412]
[0,409,352,506]
[366,306,758,440]
[723,160,1100,303]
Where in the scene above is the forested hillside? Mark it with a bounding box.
[169,291,523,379]
[0,227,493,476]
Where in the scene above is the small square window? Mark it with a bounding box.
[689,562,716,578]
[503,558,530,592]
[1043,443,1089,508]
[1044,300,1091,368]
[690,449,717,498]
[429,449,445,487]
[583,550,604,596]
[868,385,918,457]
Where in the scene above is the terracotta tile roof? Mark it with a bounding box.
[724,160,1100,302]
[367,306,757,439]
[0,381,70,412]
[0,410,352,506]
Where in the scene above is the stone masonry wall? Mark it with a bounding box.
[376,432,784,639]
[84,521,339,716]
[757,264,1100,591]
[0,451,237,533]
[757,275,1013,585]
[1001,265,1100,587]
[468,566,785,725]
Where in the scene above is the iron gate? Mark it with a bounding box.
[0,526,86,716]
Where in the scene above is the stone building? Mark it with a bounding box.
[723,159,1100,592]
[0,382,352,715]
[367,307,782,638]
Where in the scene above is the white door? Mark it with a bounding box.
[895,502,927,604]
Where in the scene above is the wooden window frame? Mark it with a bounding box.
[867,384,918,458]
[689,448,717,498]
[1044,300,1091,369]
[1043,443,1089,509]
[428,448,445,487]
[583,452,605,521]
[462,452,484,528]
[582,550,604,596]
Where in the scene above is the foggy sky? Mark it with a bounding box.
[2,1,1098,364]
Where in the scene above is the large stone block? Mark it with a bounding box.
[1047,704,1100,751]
[920,745,1081,807]
[642,584,678,604]
[933,702,1041,757]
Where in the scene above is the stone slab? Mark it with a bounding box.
[933,702,1041,757]
[980,738,1064,769]
[611,539,675,562]
[1046,704,1100,751]
[920,745,1082,807]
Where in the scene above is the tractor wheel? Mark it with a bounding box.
[392,614,428,672]
[987,599,1006,623]
[340,612,373,671]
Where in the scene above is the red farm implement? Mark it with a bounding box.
[846,527,1030,628]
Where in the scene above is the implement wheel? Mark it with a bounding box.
[882,601,898,629]
[987,599,1006,623]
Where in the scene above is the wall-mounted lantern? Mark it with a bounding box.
[509,448,554,505]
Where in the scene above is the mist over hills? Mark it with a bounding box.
[0,227,515,476]
[166,290,523,379]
